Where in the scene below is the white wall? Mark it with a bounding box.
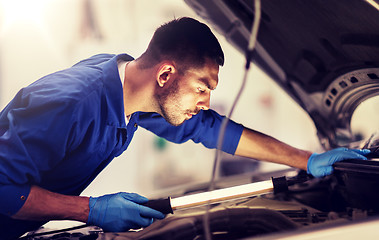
[0,0,322,229]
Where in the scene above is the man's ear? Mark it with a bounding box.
[156,63,177,87]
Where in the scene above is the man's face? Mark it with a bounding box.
[156,59,219,126]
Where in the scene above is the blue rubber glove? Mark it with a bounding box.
[307,147,371,178]
[87,192,165,232]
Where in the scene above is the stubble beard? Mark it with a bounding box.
[156,80,186,126]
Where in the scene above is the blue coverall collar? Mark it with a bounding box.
[101,53,134,129]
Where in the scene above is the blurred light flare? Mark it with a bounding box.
[366,0,379,11]
[0,0,50,35]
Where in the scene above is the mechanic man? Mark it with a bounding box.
[0,17,370,239]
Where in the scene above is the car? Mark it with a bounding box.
[20,0,379,239]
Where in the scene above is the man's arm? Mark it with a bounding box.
[234,127,370,177]
[12,185,89,222]
[11,185,165,232]
[235,127,312,170]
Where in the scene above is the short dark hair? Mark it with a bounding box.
[137,17,224,72]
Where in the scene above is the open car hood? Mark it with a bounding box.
[184,0,379,149]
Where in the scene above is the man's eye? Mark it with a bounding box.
[197,87,205,93]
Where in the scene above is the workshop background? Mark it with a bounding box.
[0,0,375,229]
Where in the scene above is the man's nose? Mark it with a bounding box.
[197,94,210,110]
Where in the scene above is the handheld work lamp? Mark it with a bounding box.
[143,176,289,214]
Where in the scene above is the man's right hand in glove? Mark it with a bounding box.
[87,192,165,232]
